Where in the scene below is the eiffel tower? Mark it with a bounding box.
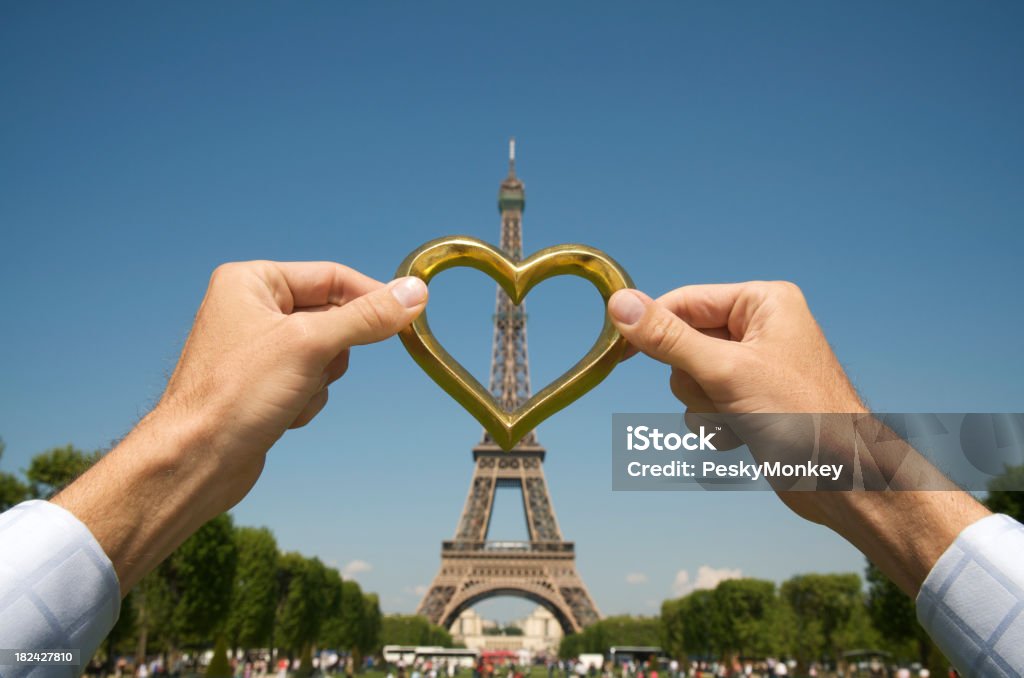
[415,140,601,634]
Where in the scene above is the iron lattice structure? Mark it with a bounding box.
[483,141,536,446]
[416,141,601,634]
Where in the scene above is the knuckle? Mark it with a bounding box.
[355,296,392,334]
[746,280,775,297]
[774,280,804,299]
[761,280,806,306]
[645,312,682,357]
[209,262,247,286]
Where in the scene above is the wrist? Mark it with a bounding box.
[53,403,236,594]
[819,490,990,595]
[133,402,231,519]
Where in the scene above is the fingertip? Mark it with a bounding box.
[608,289,648,326]
[388,276,428,309]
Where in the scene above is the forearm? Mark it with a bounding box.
[52,404,233,595]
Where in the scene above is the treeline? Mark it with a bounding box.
[115,514,383,672]
[560,616,662,658]
[663,574,879,667]
[560,572,935,673]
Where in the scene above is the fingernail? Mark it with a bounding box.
[390,276,428,308]
[608,289,646,325]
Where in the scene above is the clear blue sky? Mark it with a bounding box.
[2,3,1022,621]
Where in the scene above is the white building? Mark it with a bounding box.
[451,606,563,655]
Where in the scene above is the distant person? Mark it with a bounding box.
[0,265,1021,675]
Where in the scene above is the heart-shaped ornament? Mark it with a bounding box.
[396,235,634,450]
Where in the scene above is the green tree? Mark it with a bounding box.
[207,636,233,678]
[337,580,367,651]
[864,556,965,673]
[101,593,138,672]
[328,579,377,665]
[379,615,453,647]
[226,527,279,651]
[320,567,347,647]
[661,597,686,659]
[559,615,661,657]
[559,633,584,660]
[986,463,1024,522]
[781,573,875,670]
[865,562,924,660]
[25,444,102,498]
[297,644,314,677]
[674,589,723,659]
[275,553,329,656]
[0,439,29,510]
[361,592,382,655]
[144,513,238,661]
[712,578,777,660]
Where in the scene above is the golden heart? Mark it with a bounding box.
[396,235,634,450]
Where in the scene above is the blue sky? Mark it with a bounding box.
[1,3,1023,621]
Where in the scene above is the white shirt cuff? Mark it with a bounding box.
[0,500,121,677]
[916,513,1024,677]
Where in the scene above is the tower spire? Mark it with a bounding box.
[484,139,536,447]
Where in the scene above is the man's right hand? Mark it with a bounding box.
[607,281,866,417]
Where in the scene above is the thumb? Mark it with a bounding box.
[319,276,428,350]
[608,288,726,379]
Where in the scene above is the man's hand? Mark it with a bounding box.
[160,261,428,510]
[54,261,427,593]
[608,281,864,416]
[608,282,866,525]
[607,282,989,595]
